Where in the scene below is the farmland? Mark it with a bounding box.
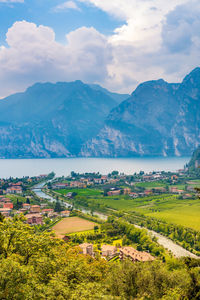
[52,216,97,237]
[100,195,200,230]
[54,177,200,231]
[56,188,102,197]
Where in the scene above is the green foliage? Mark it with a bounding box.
[0,218,200,299]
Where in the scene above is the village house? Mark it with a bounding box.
[183,194,193,199]
[101,245,117,257]
[66,192,73,198]
[94,178,102,185]
[3,202,13,209]
[143,175,153,181]
[170,187,185,194]
[60,210,70,217]
[79,243,94,256]
[123,188,131,195]
[41,208,54,216]
[70,181,86,188]
[152,187,167,193]
[101,176,107,183]
[6,186,22,194]
[48,212,59,218]
[30,205,41,213]
[171,175,178,181]
[40,203,48,208]
[0,207,12,217]
[25,214,43,225]
[144,189,152,196]
[0,197,11,203]
[107,189,121,196]
[22,203,31,210]
[129,192,139,198]
[52,183,68,189]
[169,187,179,193]
[119,247,154,263]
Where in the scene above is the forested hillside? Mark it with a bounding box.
[1,215,200,299]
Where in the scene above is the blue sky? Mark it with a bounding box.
[0,0,200,97]
[0,1,123,45]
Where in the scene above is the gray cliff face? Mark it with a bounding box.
[81,68,200,157]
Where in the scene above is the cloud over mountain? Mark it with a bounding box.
[0,1,200,96]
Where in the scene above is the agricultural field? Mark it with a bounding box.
[56,188,102,197]
[97,194,200,230]
[52,216,97,238]
[56,186,200,230]
[146,204,200,230]
[134,181,166,188]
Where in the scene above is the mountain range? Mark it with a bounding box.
[0,68,200,158]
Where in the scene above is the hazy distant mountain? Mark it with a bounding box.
[0,69,200,159]
[89,84,130,104]
[81,68,200,157]
[0,80,123,158]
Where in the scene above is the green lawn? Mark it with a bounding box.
[56,188,103,197]
[135,181,166,188]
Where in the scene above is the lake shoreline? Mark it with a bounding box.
[0,157,190,179]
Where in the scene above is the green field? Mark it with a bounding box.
[56,188,103,196]
[56,187,200,231]
[102,194,200,230]
[135,181,166,188]
[146,204,200,230]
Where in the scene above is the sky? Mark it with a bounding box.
[0,0,200,98]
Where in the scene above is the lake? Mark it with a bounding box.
[0,157,190,178]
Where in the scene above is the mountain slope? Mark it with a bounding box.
[0,81,119,158]
[89,84,130,104]
[81,68,200,157]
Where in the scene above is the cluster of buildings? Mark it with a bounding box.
[52,176,120,190]
[19,204,70,225]
[142,173,167,182]
[6,182,23,194]
[0,196,71,225]
[79,243,154,263]
[0,196,14,217]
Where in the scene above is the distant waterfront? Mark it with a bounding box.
[0,157,190,178]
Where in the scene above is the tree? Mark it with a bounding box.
[54,200,62,212]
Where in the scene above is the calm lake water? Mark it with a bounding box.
[0,157,190,178]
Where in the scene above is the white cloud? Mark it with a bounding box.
[53,1,80,12]
[0,21,111,97]
[78,0,200,93]
[1,1,200,97]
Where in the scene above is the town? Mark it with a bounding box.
[0,158,199,263]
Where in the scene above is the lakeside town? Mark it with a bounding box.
[0,155,199,263]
